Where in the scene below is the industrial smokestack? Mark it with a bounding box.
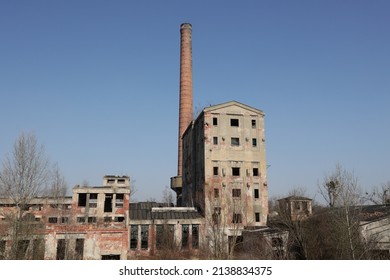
[177,23,193,176]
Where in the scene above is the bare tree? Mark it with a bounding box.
[0,133,51,259]
[363,181,390,205]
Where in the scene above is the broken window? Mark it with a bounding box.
[232,213,242,224]
[232,189,241,198]
[48,217,58,224]
[213,167,218,176]
[213,117,218,126]
[104,216,112,222]
[114,216,125,222]
[214,188,219,198]
[231,137,240,146]
[294,201,301,210]
[212,207,221,225]
[252,119,256,128]
[253,168,259,176]
[56,239,66,260]
[77,217,86,223]
[117,178,126,184]
[252,138,257,147]
[32,239,45,260]
[255,212,260,222]
[230,118,239,127]
[156,224,174,250]
[192,225,199,249]
[107,179,115,184]
[254,189,259,199]
[115,194,124,208]
[75,239,84,260]
[182,224,189,248]
[89,193,98,208]
[61,217,69,224]
[0,240,6,260]
[141,225,149,250]
[104,194,113,212]
[232,167,240,176]
[213,137,218,145]
[130,225,138,250]
[78,193,87,207]
[88,217,96,223]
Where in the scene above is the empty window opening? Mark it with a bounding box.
[231,137,240,146]
[232,167,240,176]
[56,239,66,260]
[214,188,219,198]
[232,213,242,224]
[61,217,69,224]
[213,167,218,176]
[104,194,113,212]
[114,216,125,222]
[77,217,86,223]
[212,207,221,225]
[294,201,301,210]
[75,239,84,260]
[130,225,138,250]
[213,117,218,126]
[107,179,115,184]
[88,216,96,223]
[213,137,218,145]
[182,224,189,248]
[252,138,257,147]
[102,254,120,260]
[0,240,6,260]
[78,193,87,207]
[104,217,112,222]
[255,212,260,222]
[232,189,241,198]
[48,217,58,224]
[89,193,98,208]
[117,179,125,184]
[141,225,149,250]
[156,225,175,250]
[253,168,259,176]
[230,119,239,127]
[254,189,259,199]
[32,239,45,260]
[116,194,124,208]
[192,225,199,249]
[252,119,256,128]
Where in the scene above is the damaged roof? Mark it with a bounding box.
[129,202,203,220]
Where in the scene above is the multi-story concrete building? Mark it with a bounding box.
[181,101,269,249]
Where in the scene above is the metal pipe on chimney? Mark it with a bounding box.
[177,23,193,176]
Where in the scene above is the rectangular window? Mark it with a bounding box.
[231,137,240,146]
[88,217,96,223]
[253,168,259,176]
[232,167,240,176]
[77,217,86,224]
[182,224,189,248]
[78,193,87,207]
[130,225,138,250]
[75,239,84,260]
[56,239,66,260]
[104,216,112,222]
[232,213,242,224]
[104,194,113,212]
[230,119,239,127]
[214,188,219,198]
[213,137,218,145]
[252,119,256,128]
[213,166,218,176]
[254,189,259,199]
[61,217,69,224]
[252,138,257,147]
[116,194,124,208]
[32,239,45,260]
[0,240,6,260]
[89,193,98,208]
[213,207,221,225]
[114,216,125,222]
[48,217,58,224]
[213,117,218,126]
[141,225,149,250]
[255,212,260,222]
[232,189,241,198]
[192,225,199,249]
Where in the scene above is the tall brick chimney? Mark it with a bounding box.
[171,23,193,206]
[177,23,193,177]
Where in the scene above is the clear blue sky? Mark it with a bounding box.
[1,0,389,202]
